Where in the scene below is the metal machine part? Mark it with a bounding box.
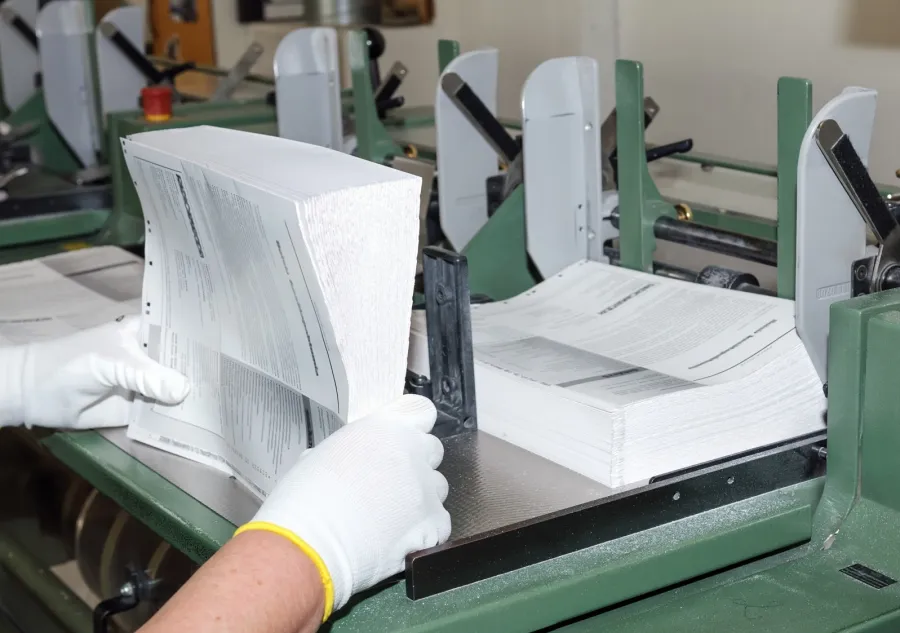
[0,430,195,633]
[420,248,477,438]
[603,244,772,294]
[210,42,265,102]
[601,97,659,190]
[304,0,382,26]
[607,206,777,266]
[816,118,900,296]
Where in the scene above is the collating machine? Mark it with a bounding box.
[5,8,900,632]
[0,1,432,264]
[7,59,900,633]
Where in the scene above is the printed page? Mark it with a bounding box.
[123,140,348,498]
[0,247,142,346]
[470,259,800,406]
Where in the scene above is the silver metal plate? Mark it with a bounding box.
[102,428,611,541]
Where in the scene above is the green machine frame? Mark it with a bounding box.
[35,287,900,632]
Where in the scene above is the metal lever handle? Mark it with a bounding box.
[609,138,694,187]
[99,22,166,85]
[211,42,264,102]
[0,7,37,51]
[441,72,520,164]
[816,118,899,245]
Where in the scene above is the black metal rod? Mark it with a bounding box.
[441,72,520,163]
[100,23,165,84]
[654,216,777,266]
[604,246,775,296]
[604,245,697,283]
[10,15,37,50]
[608,208,777,267]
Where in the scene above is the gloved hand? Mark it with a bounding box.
[235,394,451,620]
[0,315,190,429]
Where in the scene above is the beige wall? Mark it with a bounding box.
[620,0,900,183]
[211,0,900,182]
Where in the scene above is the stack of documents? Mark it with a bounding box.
[122,126,422,497]
[409,260,826,488]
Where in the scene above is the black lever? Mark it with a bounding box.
[364,27,385,94]
[441,72,520,164]
[817,119,898,245]
[374,61,407,118]
[609,138,694,187]
[1,8,37,50]
[816,118,900,295]
[99,22,195,87]
[93,569,155,633]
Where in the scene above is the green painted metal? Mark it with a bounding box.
[43,427,823,633]
[382,105,435,129]
[615,60,674,273]
[437,39,460,73]
[462,186,537,300]
[675,201,778,242]
[98,99,277,247]
[0,529,93,633]
[42,431,234,563]
[0,210,109,249]
[775,77,813,299]
[348,30,404,165]
[7,91,82,175]
[557,292,900,632]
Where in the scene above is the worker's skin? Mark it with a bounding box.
[0,317,452,632]
[139,531,324,633]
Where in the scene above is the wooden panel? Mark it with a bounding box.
[149,0,215,65]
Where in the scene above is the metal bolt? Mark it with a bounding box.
[441,377,454,394]
[435,285,447,305]
[586,230,596,240]
[813,446,828,460]
[119,582,135,597]
[727,476,735,485]
[584,123,593,131]
[672,491,681,501]
[854,264,868,281]
[463,417,475,429]
[675,203,693,222]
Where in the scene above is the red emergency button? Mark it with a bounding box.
[141,85,173,122]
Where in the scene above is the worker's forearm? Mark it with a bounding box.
[139,530,325,633]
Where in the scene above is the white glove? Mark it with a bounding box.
[235,394,451,620]
[0,315,190,429]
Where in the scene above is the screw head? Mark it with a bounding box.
[119,582,135,596]
[855,264,868,281]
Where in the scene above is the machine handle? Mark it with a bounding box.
[99,21,167,84]
[816,118,899,245]
[7,13,37,50]
[441,72,520,163]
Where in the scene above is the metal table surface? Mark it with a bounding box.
[100,428,612,542]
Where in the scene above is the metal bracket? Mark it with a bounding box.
[274,28,342,150]
[211,42,265,102]
[521,56,604,278]
[795,87,875,384]
[37,1,100,167]
[435,48,500,250]
[817,118,900,294]
[95,6,146,118]
[422,246,477,439]
[600,96,659,191]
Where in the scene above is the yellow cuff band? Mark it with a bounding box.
[234,521,335,621]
